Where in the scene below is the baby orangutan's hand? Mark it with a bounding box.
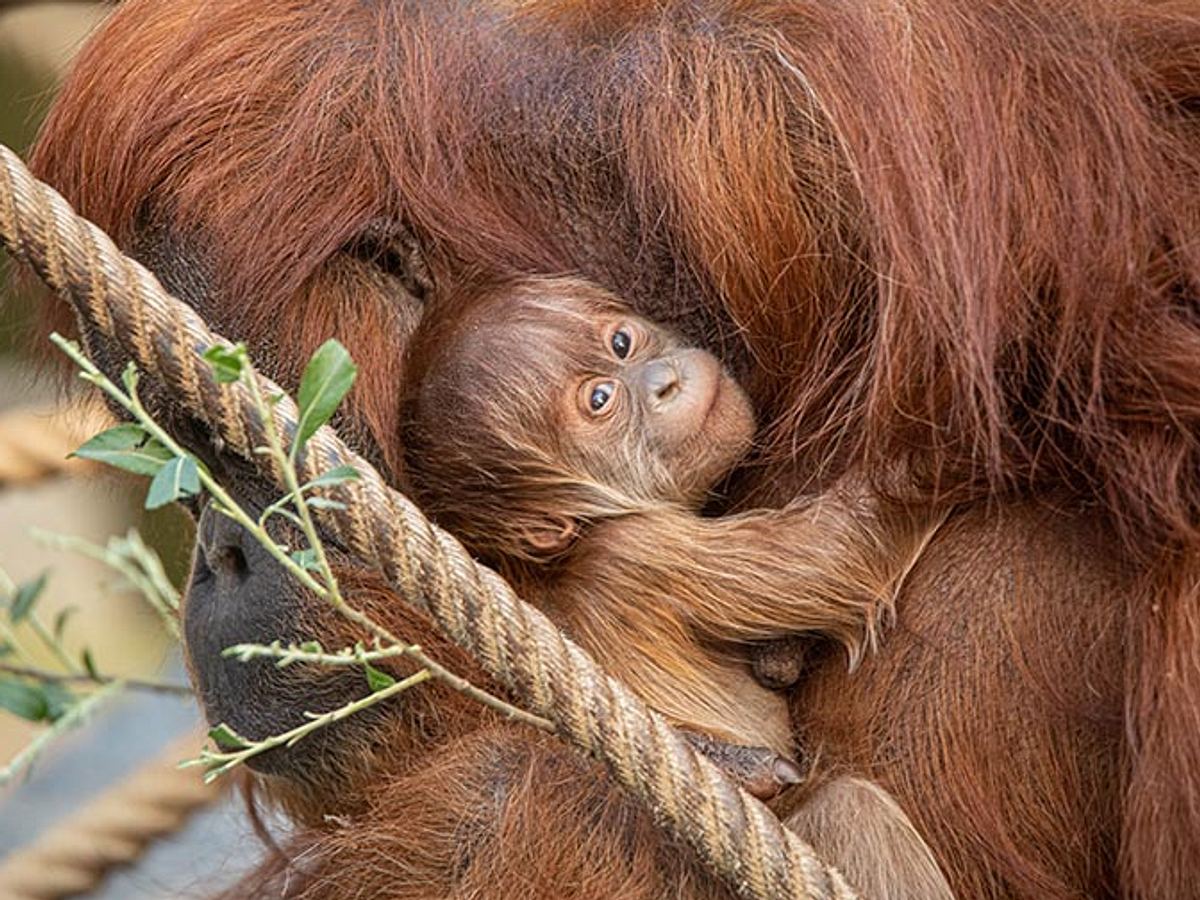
[681,730,805,800]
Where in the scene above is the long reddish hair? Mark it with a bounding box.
[29,1,1200,895]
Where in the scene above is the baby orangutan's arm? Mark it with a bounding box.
[572,482,946,666]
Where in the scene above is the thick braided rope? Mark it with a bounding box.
[0,732,224,899]
[0,142,857,900]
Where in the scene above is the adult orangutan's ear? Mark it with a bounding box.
[520,515,579,559]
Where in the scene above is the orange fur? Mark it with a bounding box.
[399,279,944,754]
[25,1,1200,896]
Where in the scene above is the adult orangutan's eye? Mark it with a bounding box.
[589,381,616,413]
[611,327,632,359]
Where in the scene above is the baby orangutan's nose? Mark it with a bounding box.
[638,358,682,406]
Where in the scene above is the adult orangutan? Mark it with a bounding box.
[22,0,1200,898]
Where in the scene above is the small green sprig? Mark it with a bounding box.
[0,561,190,786]
[180,668,432,781]
[50,333,551,781]
[222,639,416,669]
[31,528,181,639]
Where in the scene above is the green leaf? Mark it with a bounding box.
[208,723,251,750]
[202,343,248,384]
[290,548,319,571]
[306,465,361,489]
[40,683,76,722]
[305,497,346,511]
[81,648,99,680]
[53,606,77,641]
[363,662,396,693]
[120,362,140,395]
[72,424,172,476]
[298,641,323,654]
[145,456,201,510]
[9,572,48,623]
[0,679,48,722]
[294,340,357,453]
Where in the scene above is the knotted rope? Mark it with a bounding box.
[0,142,856,900]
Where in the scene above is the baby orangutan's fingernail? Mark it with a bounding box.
[773,757,804,785]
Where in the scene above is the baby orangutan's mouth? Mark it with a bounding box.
[701,377,721,426]
[671,350,723,430]
[699,371,728,430]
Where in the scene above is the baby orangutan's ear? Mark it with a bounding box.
[519,514,579,559]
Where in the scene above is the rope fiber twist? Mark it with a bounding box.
[0,733,224,900]
[0,141,857,900]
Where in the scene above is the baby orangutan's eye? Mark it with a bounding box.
[588,381,616,413]
[610,327,632,359]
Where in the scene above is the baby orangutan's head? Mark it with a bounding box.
[401,277,755,562]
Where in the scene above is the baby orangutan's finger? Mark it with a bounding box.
[681,730,805,800]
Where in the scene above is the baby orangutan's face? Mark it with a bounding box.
[402,280,756,557]
[438,284,755,508]
[556,305,755,503]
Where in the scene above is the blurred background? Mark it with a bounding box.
[0,5,266,897]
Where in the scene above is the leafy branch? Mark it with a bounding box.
[181,669,432,780]
[50,334,550,780]
[30,528,180,639]
[0,558,188,786]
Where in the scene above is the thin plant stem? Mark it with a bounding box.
[182,669,434,781]
[223,641,417,667]
[30,529,180,640]
[0,662,191,696]
[50,334,554,741]
[122,529,181,612]
[241,374,356,621]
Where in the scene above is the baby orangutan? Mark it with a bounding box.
[401,277,953,899]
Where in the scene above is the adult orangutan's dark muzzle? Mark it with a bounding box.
[183,503,371,776]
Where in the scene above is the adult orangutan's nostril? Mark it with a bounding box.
[210,543,249,581]
[198,503,258,584]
